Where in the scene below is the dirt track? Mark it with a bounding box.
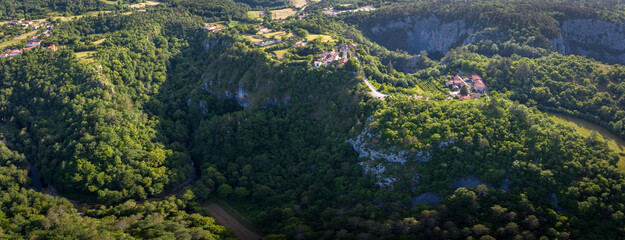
[205,203,261,240]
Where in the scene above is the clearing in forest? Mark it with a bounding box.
[75,51,97,63]
[248,11,263,20]
[207,21,243,28]
[129,0,161,8]
[271,8,297,20]
[597,63,611,73]
[242,34,264,43]
[306,34,335,42]
[290,0,307,8]
[203,199,262,240]
[93,38,106,45]
[547,112,625,170]
[99,0,118,4]
[261,30,293,39]
[272,49,289,59]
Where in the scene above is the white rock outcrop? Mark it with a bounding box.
[348,118,434,189]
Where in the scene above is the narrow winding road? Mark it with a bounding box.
[363,76,388,100]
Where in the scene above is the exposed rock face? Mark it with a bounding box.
[369,16,486,55]
[348,118,432,165]
[236,87,249,108]
[348,117,434,190]
[555,19,625,63]
[368,16,625,63]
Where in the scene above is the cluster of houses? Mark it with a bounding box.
[293,41,308,47]
[203,24,226,32]
[9,20,33,26]
[8,20,57,31]
[0,36,55,58]
[446,74,487,100]
[248,26,285,47]
[322,6,377,15]
[254,38,282,47]
[313,43,357,68]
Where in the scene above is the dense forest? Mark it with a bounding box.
[0,0,625,239]
[0,0,120,20]
[0,125,228,239]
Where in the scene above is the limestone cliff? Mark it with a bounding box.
[368,16,495,55]
[553,19,625,63]
[367,15,625,63]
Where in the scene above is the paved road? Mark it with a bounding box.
[363,76,387,100]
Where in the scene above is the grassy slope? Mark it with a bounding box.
[75,51,96,63]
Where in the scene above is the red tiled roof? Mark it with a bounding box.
[211,26,226,31]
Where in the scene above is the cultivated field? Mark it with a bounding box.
[290,0,307,8]
[129,0,161,8]
[547,112,625,170]
[271,8,297,20]
[306,34,335,42]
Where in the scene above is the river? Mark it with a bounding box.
[546,112,625,169]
